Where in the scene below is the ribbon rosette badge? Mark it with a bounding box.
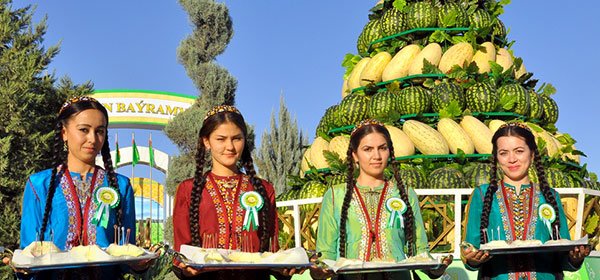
[538,203,556,236]
[386,197,407,228]
[240,191,264,231]
[92,186,120,228]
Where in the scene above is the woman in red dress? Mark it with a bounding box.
[172,105,298,279]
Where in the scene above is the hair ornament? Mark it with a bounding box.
[204,105,241,121]
[498,122,531,132]
[351,119,385,136]
[59,96,99,115]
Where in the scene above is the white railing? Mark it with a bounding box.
[276,188,600,257]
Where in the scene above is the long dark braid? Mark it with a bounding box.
[39,122,66,241]
[480,155,499,244]
[189,137,208,246]
[338,148,356,258]
[241,149,270,252]
[533,151,561,239]
[388,146,416,257]
[100,140,122,227]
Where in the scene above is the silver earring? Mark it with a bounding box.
[63,141,68,152]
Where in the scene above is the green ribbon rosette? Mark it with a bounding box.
[92,186,120,228]
[386,197,407,229]
[240,191,264,231]
[538,203,556,238]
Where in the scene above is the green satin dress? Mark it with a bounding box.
[316,181,430,279]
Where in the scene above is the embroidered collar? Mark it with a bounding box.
[502,181,532,190]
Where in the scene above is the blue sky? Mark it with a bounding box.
[17,1,600,182]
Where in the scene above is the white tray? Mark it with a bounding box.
[12,249,158,272]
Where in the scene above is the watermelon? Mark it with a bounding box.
[437,2,469,28]
[397,86,432,115]
[545,168,567,188]
[368,91,400,120]
[357,18,382,56]
[407,2,438,30]
[316,105,339,136]
[338,94,370,126]
[527,90,543,120]
[327,174,347,187]
[428,166,467,189]
[298,181,328,213]
[464,162,493,188]
[564,174,583,188]
[399,166,428,189]
[380,7,407,37]
[539,94,559,124]
[497,84,530,116]
[492,19,507,41]
[431,81,465,112]
[465,81,499,112]
[469,9,493,29]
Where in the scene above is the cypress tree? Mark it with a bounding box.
[254,95,308,195]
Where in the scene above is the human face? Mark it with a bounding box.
[352,132,390,180]
[61,109,107,170]
[496,135,533,186]
[203,122,245,175]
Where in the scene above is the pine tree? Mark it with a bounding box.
[0,0,92,251]
[164,0,237,195]
[254,95,308,195]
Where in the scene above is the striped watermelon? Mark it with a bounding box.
[397,86,432,115]
[368,91,400,120]
[465,81,499,112]
[399,166,428,189]
[338,94,370,126]
[327,174,347,187]
[497,84,530,115]
[298,181,328,213]
[469,9,493,29]
[463,162,493,188]
[564,174,583,188]
[428,166,467,189]
[407,2,438,30]
[492,19,507,40]
[527,90,543,120]
[316,105,339,136]
[431,81,465,112]
[437,2,469,28]
[545,168,567,188]
[539,94,559,124]
[357,18,382,56]
[380,7,407,37]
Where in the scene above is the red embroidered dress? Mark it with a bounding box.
[173,172,280,280]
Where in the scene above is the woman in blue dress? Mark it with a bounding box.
[4,96,139,279]
[461,122,590,279]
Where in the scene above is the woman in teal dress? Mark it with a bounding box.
[4,97,139,279]
[461,122,590,279]
[311,119,451,280]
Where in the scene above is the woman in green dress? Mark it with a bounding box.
[461,122,590,279]
[311,119,451,280]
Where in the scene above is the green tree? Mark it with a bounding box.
[0,2,92,278]
[164,0,238,197]
[254,95,308,195]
